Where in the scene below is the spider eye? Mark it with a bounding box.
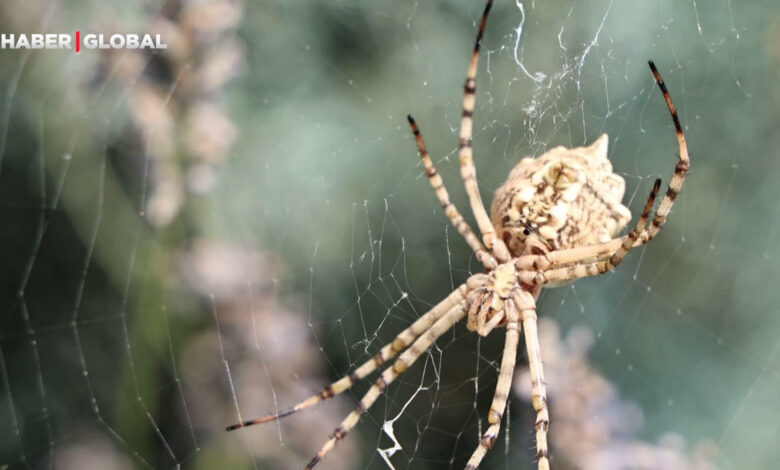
[523,227,531,236]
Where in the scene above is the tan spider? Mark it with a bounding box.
[227,1,689,469]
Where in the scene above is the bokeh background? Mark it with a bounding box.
[1,0,779,469]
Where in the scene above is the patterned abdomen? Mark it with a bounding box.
[490,134,632,255]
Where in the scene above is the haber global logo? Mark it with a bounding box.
[1,32,167,52]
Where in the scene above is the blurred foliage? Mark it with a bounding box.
[1,1,780,469]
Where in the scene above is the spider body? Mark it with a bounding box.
[492,134,632,256]
[465,264,516,336]
[227,2,689,469]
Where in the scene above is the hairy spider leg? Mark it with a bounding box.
[464,299,521,469]
[517,292,551,470]
[304,302,470,469]
[226,284,471,431]
[408,115,497,270]
[457,0,512,263]
[517,178,661,285]
[645,60,690,242]
[512,61,688,275]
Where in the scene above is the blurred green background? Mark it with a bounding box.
[1,0,779,469]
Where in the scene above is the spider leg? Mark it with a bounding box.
[645,61,690,243]
[408,115,497,270]
[514,239,625,272]
[514,234,654,274]
[519,179,661,286]
[458,0,512,263]
[514,64,688,274]
[226,282,476,431]
[515,290,550,470]
[304,302,470,469]
[464,300,520,469]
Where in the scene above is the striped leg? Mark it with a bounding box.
[519,179,661,286]
[514,238,626,272]
[514,290,550,470]
[226,283,471,431]
[645,61,689,242]
[304,303,469,469]
[464,301,521,470]
[514,64,688,274]
[408,115,497,270]
[458,0,512,263]
[513,231,650,276]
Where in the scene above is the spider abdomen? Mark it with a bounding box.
[491,134,632,254]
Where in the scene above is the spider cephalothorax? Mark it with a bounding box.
[491,134,632,256]
[466,264,517,336]
[227,2,689,470]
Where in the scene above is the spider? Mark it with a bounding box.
[227,1,689,469]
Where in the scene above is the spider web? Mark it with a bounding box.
[1,0,779,469]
